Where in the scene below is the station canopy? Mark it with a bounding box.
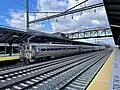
[0,26,99,46]
[0,26,31,43]
[104,0,120,45]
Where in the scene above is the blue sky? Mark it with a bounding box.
[0,0,37,12]
[0,0,51,31]
[0,0,25,25]
[0,0,36,25]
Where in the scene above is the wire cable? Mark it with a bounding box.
[12,0,36,12]
[75,0,100,28]
[0,12,26,22]
[63,0,88,13]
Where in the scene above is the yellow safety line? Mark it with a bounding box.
[0,56,20,61]
[86,49,115,90]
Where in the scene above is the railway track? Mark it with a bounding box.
[60,52,110,90]
[0,50,112,90]
[0,62,27,72]
[0,51,100,72]
[0,51,101,73]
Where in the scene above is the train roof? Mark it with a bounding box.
[30,43,79,47]
[29,43,101,47]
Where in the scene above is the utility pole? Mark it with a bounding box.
[26,0,29,32]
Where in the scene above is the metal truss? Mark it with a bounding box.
[66,28,113,40]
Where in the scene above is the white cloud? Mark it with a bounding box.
[5,10,44,31]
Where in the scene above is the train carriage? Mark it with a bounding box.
[20,43,104,63]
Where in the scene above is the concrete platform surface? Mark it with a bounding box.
[87,49,120,90]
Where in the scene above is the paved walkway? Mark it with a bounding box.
[87,49,117,90]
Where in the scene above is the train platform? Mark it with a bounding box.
[0,56,19,62]
[87,48,120,90]
[0,54,19,62]
[0,55,20,66]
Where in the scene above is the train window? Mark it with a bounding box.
[13,47,19,53]
[47,48,50,51]
[55,48,58,50]
[51,48,54,51]
[41,48,45,51]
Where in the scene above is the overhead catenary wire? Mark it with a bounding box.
[74,0,100,28]
[31,0,61,14]
[0,0,47,32]
[0,12,26,22]
[12,0,44,23]
[65,0,84,31]
[29,2,104,23]
[0,12,44,31]
[83,1,100,28]
[51,0,87,32]
[63,0,88,13]
[12,0,36,12]
[71,15,82,27]
[55,18,66,32]
[11,0,52,31]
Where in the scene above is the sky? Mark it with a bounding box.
[0,0,115,45]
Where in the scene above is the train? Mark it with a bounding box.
[19,43,105,63]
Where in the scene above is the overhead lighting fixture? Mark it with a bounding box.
[13,35,19,37]
[111,24,120,28]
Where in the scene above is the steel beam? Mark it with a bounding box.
[29,3,104,24]
[70,35,113,40]
[66,28,112,40]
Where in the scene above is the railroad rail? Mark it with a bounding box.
[0,51,101,72]
[0,50,112,90]
[0,62,27,72]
